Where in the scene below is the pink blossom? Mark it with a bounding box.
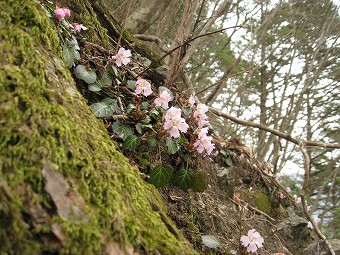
[113,47,132,67]
[163,107,189,138]
[286,187,292,193]
[194,103,209,128]
[164,107,181,121]
[277,191,286,200]
[188,94,195,108]
[240,229,264,253]
[293,195,301,204]
[135,78,152,96]
[71,23,88,33]
[194,103,209,118]
[63,8,71,18]
[193,128,215,155]
[55,7,65,20]
[154,91,172,109]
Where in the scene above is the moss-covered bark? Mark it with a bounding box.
[0,1,195,254]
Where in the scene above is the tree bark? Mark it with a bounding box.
[0,1,195,254]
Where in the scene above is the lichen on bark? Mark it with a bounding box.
[0,1,195,254]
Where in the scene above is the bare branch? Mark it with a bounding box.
[134,34,169,53]
[209,107,340,149]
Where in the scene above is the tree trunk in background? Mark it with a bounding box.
[0,1,194,254]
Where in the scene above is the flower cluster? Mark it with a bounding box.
[189,99,215,155]
[71,23,88,33]
[54,6,87,34]
[240,229,264,253]
[293,194,301,204]
[154,90,172,109]
[135,78,153,97]
[54,7,71,21]
[164,107,189,138]
[194,103,209,128]
[193,128,215,155]
[113,47,132,67]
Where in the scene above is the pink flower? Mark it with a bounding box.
[286,187,292,193]
[71,23,88,33]
[240,229,264,253]
[63,8,71,18]
[277,192,285,200]
[135,78,152,96]
[194,103,209,118]
[55,7,65,20]
[193,128,215,155]
[267,163,274,170]
[113,47,132,67]
[163,107,189,138]
[293,195,301,204]
[194,103,209,128]
[189,94,195,108]
[154,91,172,109]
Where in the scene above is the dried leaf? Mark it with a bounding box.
[51,223,66,246]
[42,163,87,222]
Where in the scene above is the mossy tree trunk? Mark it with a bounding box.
[0,1,195,254]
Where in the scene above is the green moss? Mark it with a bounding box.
[254,193,272,216]
[0,1,195,254]
[240,189,274,217]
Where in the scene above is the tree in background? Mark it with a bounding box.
[110,0,340,238]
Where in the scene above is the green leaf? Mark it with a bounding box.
[123,135,140,151]
[191,172,209,192]
[73,48,81,60]
[148,165,173,188]
[201,235,220,248]
[62,45,74,69]
[171,169,194,191]
[90,98,119,117]
[127,80,136,90]
[140,116,151,125]
[112,120,134,140]
[179,136,187,144]
[224,156,233,167]
[126,103,136,114]
[88,83,102,92]
[149,108,159,117]
[141,102,150,111]
[98,71,112,87]
[108,66,118,76]
[166,139,179,154]
[148,137,157,148]
[75,65,97,84]
[182,107,192,117]
[135,123,143,134]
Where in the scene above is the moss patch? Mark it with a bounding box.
[0,1,195,254]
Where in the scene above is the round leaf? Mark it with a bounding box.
[166,139,179,154]
[123,135,140,151]
[88,83,102,92]
[201,235,221,248]
[171,169,194,191]
[112,120,134,140]
[75,65,97,84]
[89,98,119,117]
[148,165,173,188]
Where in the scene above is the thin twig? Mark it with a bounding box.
[209,107,340,149]
[136,25,244,77]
